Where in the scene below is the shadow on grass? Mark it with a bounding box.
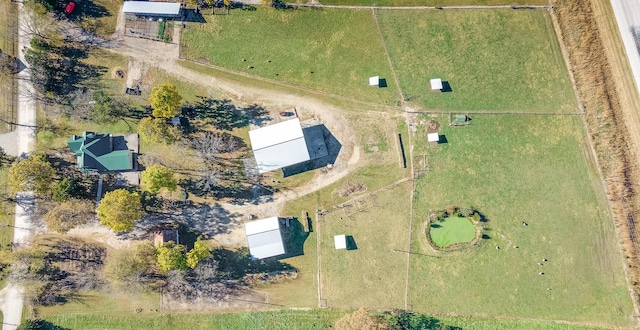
[346,235,357,250]
[282,124,341,177]
[214,247,296,280]
[182,96,269,131]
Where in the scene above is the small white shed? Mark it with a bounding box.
[430,78,443,91]
[334,235,347,250]
[369,76,380,86]
[245,217,285,259]
[427,133,439,143]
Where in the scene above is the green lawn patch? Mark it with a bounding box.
[429,216,475,247]
[377,9,576,112]
[181,8,400,106]
[409,114,633,325]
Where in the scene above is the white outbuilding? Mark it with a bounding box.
[427,133,440,143]
[245,217,285,259]
[249,118,311,174]
[334,235,347,250]
[430,78,443,91]
[122,1,181,18]
[369,76,380,86]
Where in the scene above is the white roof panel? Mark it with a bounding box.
[122,1,181,16]
[249,118,304,151]
[245,217,285,259]
[430,78,443,90]
[245,217,280,236]
[249,242,285,259]
[369,76,379,86]
[254,137,310,173]
[334,235,346,249]
[428,133,439,142]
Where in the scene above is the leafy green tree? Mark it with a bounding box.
[7,155,56,194]
[186,240,211,269]
[156,242,187,273]
[97,189,144,232]
[149,83,182,118]
[93,90,127,124]
[141,165,177,194]
[138,117,179,144]
[52,177,84,202]
[43,199,94,233]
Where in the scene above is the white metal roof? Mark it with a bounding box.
[249,118,304,150]
[430,78,443,90]
[122,1,181,16]
[245,217,285,259]
[245,217,280,235]
[369,76,379,86]
[249,119,311,174]
[428,133,439,142]
[334,235,346,249]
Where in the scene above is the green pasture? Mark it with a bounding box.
[42,307,344,330]
[319,0,548,6]
[409,114,633,325]
[377,9,576,112]
[429,216,475,247]
[181,8,400,106]
[319,182,412,309]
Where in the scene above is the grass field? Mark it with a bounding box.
[0,168,13,247]
[319,0,548,6]
[409,114,633,325]
[181,8,400,106]
[320,182,412,309]
[377,9,576,112]
[430,216,476,247]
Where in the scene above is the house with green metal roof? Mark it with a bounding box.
[68,132,135,172]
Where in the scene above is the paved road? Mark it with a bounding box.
[610,0,640,97]
[1,2,37,330]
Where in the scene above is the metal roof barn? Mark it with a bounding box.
[245,217,285,259]
[249,118,311,174]
[122,1,181,17]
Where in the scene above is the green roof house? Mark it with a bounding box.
[68,132,134,172]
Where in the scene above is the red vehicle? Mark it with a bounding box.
[64,2,75,14]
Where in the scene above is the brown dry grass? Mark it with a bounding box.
[552,0,640,314]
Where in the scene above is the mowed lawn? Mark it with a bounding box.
[409,115,633,325]
[377,9,576,112]
[181,8,400,106]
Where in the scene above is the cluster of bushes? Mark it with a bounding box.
[428,205,480,223]
[335,308,460,330]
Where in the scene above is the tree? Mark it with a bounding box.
[156,242,188,273]
[149,83,182,118]
[96,189,144,232]
[383,310,448,330]
[186,240,211,269]
[7,155,56,194]
[43,199,94,233]
[335,308,389,330]
[93,90,128,124]
[141,165,177,194]
[138,117,179,144]
[52,177,84,202]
